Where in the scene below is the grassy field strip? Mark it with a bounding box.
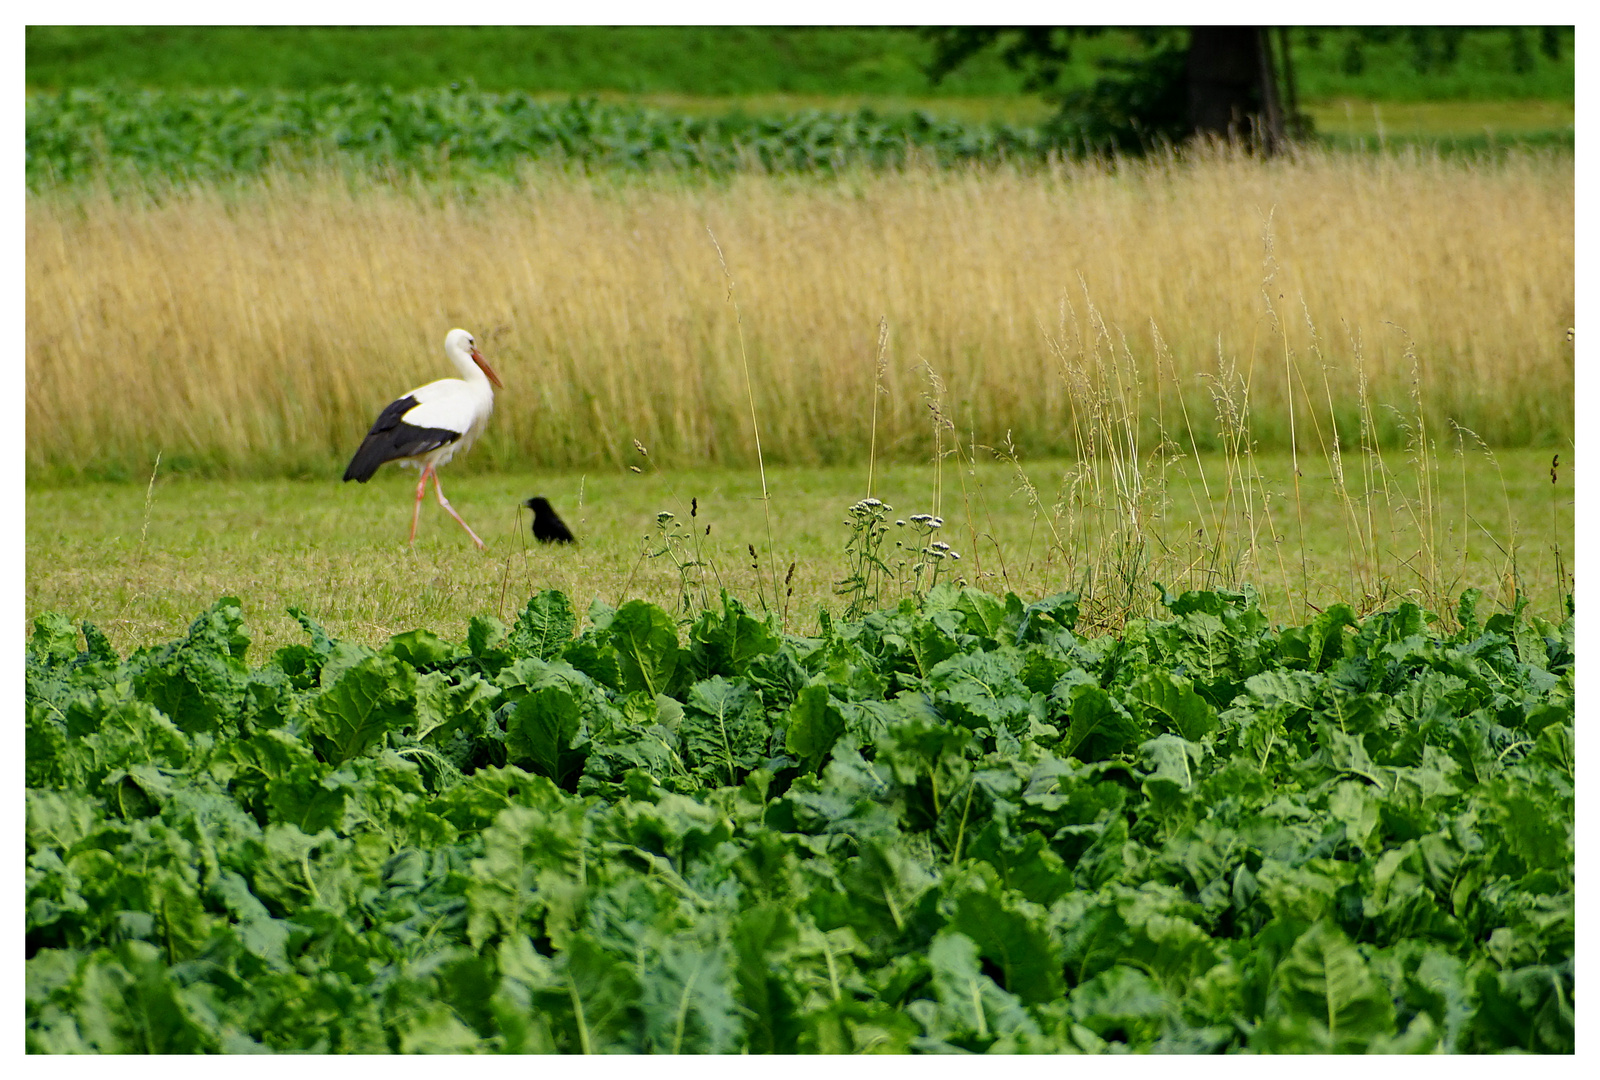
[25,449,1571,658]
[1302,98,1574,136]
[25,26,1575,103]
[25,150,1573,481]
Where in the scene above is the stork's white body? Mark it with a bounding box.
[390,372,496,471]
[342,328,503,549]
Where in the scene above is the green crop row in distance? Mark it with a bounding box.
[26,585,1574,1052]
[27,84,1576,190]
[25,86,1051,187]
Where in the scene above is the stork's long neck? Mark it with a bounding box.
[449,346,492,389]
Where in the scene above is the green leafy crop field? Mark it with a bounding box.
[26,583,1573,1053]
[24,82,1574,192]
[25,26,1576,184]
[24,87,1050,188]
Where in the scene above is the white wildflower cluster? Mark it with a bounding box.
[845,497,894,533]
[892,510,961,564]
[656,510,676,525]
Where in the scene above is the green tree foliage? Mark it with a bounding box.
[926,26,1573,153]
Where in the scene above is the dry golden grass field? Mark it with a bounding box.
[25,146,1572,483]
[25,146,1572,653]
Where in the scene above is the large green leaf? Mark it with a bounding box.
[798,998,920,1053]
[544,933,645,1054]
[783,683,847,775]
[947,866,1063,1004]
[28,611,83,668]
[128,597,253,736]
[1068,964,1176,1048]
[304,652,416,765]
[26,940,223,1052]
[505,684,585,786]
[966,825,1074,906]
[211,870,295,971]
[1469,962,1574,1053]
[1054,681,1143,761]
[1015,591,1081,642]
[383,628,457,669]
[687,590,781,679]
[1278,603,1358,671]
[730,903,804,1053]
[679,676,769,788]
[510,589,577,661]
[412,669,499,745]
[637,938,743,1053]
[608,600,682,696]
[951,587,1009,643]
[913,929,1042,1051]
[925,647,1032,734]
[1125,668,1217,741]
[1531,722,1574,779]
[397,1003,484,1053]
[464,795,586,949]
[1254,920,1397,1052]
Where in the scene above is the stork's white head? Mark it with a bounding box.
[445,328,503,389]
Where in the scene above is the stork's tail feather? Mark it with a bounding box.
[343,422,461,483]
[342,444,392,483]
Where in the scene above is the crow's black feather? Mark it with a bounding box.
[524,497,575,543]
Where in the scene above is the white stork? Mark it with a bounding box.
[342,328,503,549]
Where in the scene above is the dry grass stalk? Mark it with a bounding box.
[26,146,1571,481]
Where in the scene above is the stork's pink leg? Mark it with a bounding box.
[408,465,430,544]
[432,470,486,550]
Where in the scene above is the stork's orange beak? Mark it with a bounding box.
[472,347,503,389]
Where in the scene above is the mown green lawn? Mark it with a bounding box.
[26,449,1571,659]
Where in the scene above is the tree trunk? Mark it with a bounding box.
[1255,28,1286,153]
[1277,26,1305,138]
[1185,26,1287,152]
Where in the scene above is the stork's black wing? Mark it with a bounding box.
[342,396,462,482]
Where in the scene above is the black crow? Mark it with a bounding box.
[523,497,575,544]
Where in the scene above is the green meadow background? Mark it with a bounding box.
[25,26,1574,645]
